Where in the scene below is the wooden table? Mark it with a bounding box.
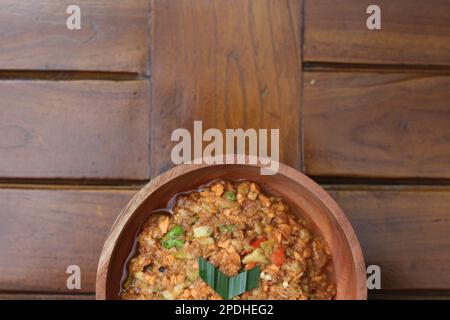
[1,0,449,300]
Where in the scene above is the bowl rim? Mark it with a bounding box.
[96,158,367,300]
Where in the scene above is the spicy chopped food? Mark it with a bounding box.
[120,180,336,300]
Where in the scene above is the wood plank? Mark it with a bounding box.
[0,293,94,300]
[0,0,149,74]
[327,186,450,290]
[3,186,448,293]
[304,0,450,66]
[150,0,302,176]
[369,290,450,300]
[0,80,150,180]
[0,188,135,293]
[303,72,450,178]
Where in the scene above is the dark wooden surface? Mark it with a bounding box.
[0,293,95,300]
[327,186,450,290]
[150,0,302,176]
[303,72,450,178]
[0,0,449,300]
[0,187,135,293]
[304,0,450,66]
[0,0,149,74]
[0,81,150,180]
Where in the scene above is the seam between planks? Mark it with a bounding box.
[303,62,450,74]
[0,182,143,191]
[0,70,150,81]
[147,0,153,179]
[299,0,306,172]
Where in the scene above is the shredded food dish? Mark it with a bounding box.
[121,180,336,300]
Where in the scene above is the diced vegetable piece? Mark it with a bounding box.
[300,228,312,242]
[219,224,235,233]
[260,272,272,281]
[197,237,215,246]
[161,224,185,249]
[217,198,239,209]
[250,238,265,248]
[223,191,237,201]
[164,225,184,239]
[260,240,275,255]
[173,250,188,259]
[162,238,184,249]
[247,191,257,201]
[134,271,146,282]
[271,246,286,266]
[242,248,269,265]
[162,290,174,300]
[193,226,213,238]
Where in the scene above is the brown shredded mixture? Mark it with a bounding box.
[120,180,336,300]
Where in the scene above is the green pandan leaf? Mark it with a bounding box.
[198,256,260,300]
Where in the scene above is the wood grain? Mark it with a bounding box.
[0,293,94,300]
[0,188,135,293]
[304,0,450,66]
[3,185,447,293]
[0,0,149,74]
[327,186,450,289]
[369,290,450,300]
[303,72,450,178]
[0,80,150,180]
[150,0,302,176]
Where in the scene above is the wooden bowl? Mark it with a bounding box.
[96,160,367,300]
